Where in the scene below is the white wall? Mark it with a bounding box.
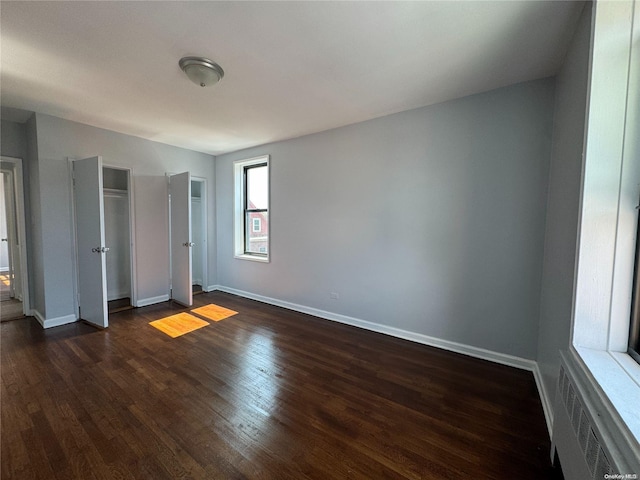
[536,3,591,413]
[31,113,216,321]
[216,78,555,360]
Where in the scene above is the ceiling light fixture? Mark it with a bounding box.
[179,56,224,87]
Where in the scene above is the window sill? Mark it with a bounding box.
[573,346,640,450]
[234,253,269,263]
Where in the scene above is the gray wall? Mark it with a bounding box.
[216,78,555,360]
[1,120,27,159]
[536,3,591,408]
[25,115,44,316]
[32,113,216,320]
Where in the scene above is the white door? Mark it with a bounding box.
[74,156,108,328]
[170,172,192,307]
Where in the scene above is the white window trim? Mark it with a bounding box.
[233,155,270,263]
[252,217,261,232]
[570,0,640,450]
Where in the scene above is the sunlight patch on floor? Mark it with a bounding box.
[191,303,238,322]
[149,312,209,338]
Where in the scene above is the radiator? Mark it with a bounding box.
[552,352,639,480]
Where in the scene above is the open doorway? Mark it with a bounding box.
[0,157,29,322]
[191,177,207,296]
[103,166,135,314]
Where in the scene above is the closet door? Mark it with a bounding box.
[73,156,108,328]
[170,172,192,307]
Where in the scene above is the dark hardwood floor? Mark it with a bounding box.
[1,291,557,479]
[107,298,133,314]
[0,275,24,322]
[0,298,24,322]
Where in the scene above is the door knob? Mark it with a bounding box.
[92,247,110,253]
[183,242,196,247]
[1,238,7,242]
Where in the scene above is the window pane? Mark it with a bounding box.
[246,211,268,254]
[246,165,268,210]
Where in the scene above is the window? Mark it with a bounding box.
[567,0,640,448]
[234,155,269,262]
[629,210,640,364]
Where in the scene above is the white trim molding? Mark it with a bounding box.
[135,294,170,308]
[532,363,555,435]
[0,156,30,317]
[233,155,270,263]
[33,310,78,329]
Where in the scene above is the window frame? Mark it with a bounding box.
[629,208,640,364]
[233,155,270,263]
[567,0,640,449]
[243,162,268,255]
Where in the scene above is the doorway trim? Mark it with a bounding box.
[191,176,208,292]
[67,157,80,319]
[68,158,138,319]
[0,156,30,316]
[103,164,138,308]
[166,173,209,297]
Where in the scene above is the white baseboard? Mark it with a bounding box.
[33,309,78,329]
[532,363,554,436]
[214,285,537,372]
[135,294,170,308]
[33,309,45,327]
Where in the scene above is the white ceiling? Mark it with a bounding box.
[1,1,584,156]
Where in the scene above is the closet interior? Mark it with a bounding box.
[103,167,133,313]
[191,179,205,295]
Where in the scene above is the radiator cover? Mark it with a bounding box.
[552,351,639,480]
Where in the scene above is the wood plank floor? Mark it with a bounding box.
[0,274,24,322]
[0,298,24,322]
[1,292,559,479]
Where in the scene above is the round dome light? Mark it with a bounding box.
[179,56,224,87]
